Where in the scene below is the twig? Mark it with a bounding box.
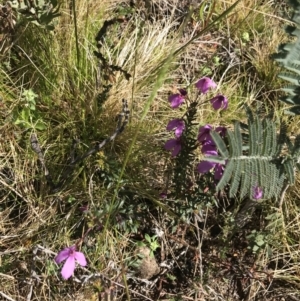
[279,183,289,209]
[0,291,16,301]
[0,273,14,280]
[30,134,54,188]
[94,18,131,83]
[26,284,33,301]
[73,99,129,162]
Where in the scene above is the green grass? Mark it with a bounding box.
[1,0,300,300]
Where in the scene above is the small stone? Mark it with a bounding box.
[135,246,160,279]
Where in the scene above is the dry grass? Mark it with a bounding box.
[1,0,300,300]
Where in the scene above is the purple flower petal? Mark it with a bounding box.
[253,186,263,200]
[210,94,228,110]
[159,192,167,199]
[178,88,187,96]
[168,94,184,109]
[201,142,217,156]
[164,139,178,150]
[166,119,185,137]
[166,119,181,131]
[164,138,182,157]
[198,124,212,143]
[197,161,216,174]
[55,246,87,280]
[172,144,181,156]
[74,251,87,266]
[175,128,183,137]
[214,164,224,180]
[215,126,227,138]
[61,256,76,280]
[195,77,217,94]
[55,247,74,264]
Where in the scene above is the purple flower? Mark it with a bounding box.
[197,150,226,181]
[198,124,212,143]
[215,126,227,138]
[197,160,216,174]
[55,246,87,280]
[201,141,217,156]
[197,126,227,180]
[164,138,182,157]
[197,160,224,181]
[159,192,167,199]
[195,77,217,94]
[168,94,184,108]
[166,119,185,137]
[168,89,187,108]
[178,88,187,96]
[210,94,228,110]
[253,186,263,200]
[214,163,224,180]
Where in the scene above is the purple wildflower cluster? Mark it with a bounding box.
[197,124,227,180]
[164,118,185,156]
[164,76,263,199]
[167,77,228,110]
[164,77,228,179]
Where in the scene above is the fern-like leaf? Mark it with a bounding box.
[212,112,293,200]
[272,1,300,114]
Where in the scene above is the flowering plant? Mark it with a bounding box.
[164,77,228,185]
[165,77,228,159]
[161,77,230,218]
[162,76,297,210]
[55,245,87,279]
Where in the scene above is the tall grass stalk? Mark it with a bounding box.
[72,0,80,68]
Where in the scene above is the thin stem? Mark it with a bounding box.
[72,0,80,68]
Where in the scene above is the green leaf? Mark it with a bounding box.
[144,234,151,243]
[34,120,47,131]
[214,109,289,200]
[210,130,229,158]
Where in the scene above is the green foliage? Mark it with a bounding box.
[241,32,250,43]
[208,107,300,200]
[173,103,198,197]
[165,98,220,222]
[246,230,271,254]
[272,0,300,114]
[246,210,283,255]
[143,234,160,258]
[13,89,46,130]
[8,0,60,30]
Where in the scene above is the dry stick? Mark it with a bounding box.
[72,99,129,163]
[0,291,16,301]
[0,273,14,280]
[30,134,54,189]
[31,99,129,192]
[94,19,131,82]
[279,183,289,209]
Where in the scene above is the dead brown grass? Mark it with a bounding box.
[1,0,300,300]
